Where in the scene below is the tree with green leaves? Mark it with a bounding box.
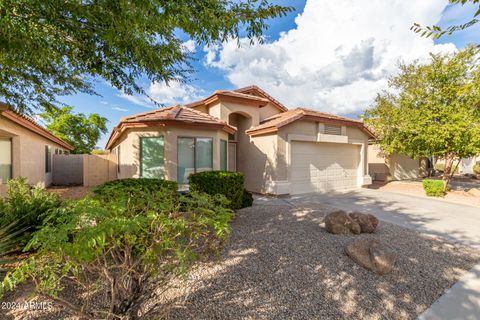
[364,46,480,190]
[412,0,480,39]
[40,106,108,154]
[0,1,292,115]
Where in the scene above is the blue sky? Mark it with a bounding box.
[58,0,480,148]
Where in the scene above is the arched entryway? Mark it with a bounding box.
[227,112,252,173]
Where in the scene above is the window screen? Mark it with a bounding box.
[45,146,52,173]
[0,138,12,182]
[220,140,227,171]
[140,136,164,178]
[177,137,213,183]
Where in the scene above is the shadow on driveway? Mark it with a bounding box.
[286,189,480,248]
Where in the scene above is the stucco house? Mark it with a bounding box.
[106,85,374,195]
[367,144,426,181]
[0,103,73,194]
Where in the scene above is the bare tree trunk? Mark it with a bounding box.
[442,152,455,192]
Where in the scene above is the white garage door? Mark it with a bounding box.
[291,142,360,194]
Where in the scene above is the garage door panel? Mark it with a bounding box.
[291,142,360,194]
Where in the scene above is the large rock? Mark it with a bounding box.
[345,239,396,275]
[348,212,379,233]
[324,210,361,234]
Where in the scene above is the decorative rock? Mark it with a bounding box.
[348,212,379,233]
[345,239,396,275]
[324,210,361,234]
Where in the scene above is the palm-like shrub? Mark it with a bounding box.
[0,178,61,243]
[0,222,24,271]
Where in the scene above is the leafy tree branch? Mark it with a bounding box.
[0,0,293,114]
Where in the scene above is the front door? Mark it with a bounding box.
[228,142,236,172]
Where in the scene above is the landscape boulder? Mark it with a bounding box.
[348,212,379,233]
[324,210,361,234]
[345,239,396,275]
[324,210,379,234]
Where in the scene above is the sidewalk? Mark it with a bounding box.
[419,264,480,320]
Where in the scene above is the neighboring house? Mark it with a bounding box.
[458,156,480,174]
[106,85,374,195]
[0,103,73,194]
[368,144,427,181]
[434,155,480,174]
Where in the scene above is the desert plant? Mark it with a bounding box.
[474,163,480,175]
[423,179,445,197]
[0,222,25,273]
[93,178,178,202]
[189,171,252,209]
[0,178,61,243]
[1,186,233,319]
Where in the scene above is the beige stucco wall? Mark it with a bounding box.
[0,116,68,193]
[110,126,228,182]
[242,133,279,193]
[208,101,261,127]
[367,144,420,181]
[259,103,282,121]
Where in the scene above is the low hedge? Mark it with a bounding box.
[422,179,444,197]
[188,171,253,209]
[474,163,480,175]
[93,178,178,202]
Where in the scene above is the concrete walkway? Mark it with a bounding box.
[267,188,480,320]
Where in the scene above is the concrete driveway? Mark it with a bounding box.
[279,188,480,248]
[258,188,480,320]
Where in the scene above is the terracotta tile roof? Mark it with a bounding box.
[0,103,73,150]
[246,107,374,138]
[120,105,233,125]
[106,105,236,149]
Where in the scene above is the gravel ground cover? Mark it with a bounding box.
[47,186,92,200]
[140,203,480,320]
[2,202,479,320]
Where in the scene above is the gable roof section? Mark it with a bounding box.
[185,90,270,109]
[106,105,236,149]
[0,103,73,150]
[246,107,375,138]
[234,85,288,112]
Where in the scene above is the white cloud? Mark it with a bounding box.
[100,101,109,105]
[118,81,203,108]
[182,39,196,53]
[204,0,457,115]
[111,106,128,112]
[203,44,220,65]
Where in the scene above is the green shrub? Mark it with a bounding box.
[423,179,445,197]
[93,178,178,202]
[434,163,459,173]
[474,163,480,174]
[242,190,254,208]
[2,186,233,318]
[0,222,26,274]
[189,171,252,209]
[0,178,61,243]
